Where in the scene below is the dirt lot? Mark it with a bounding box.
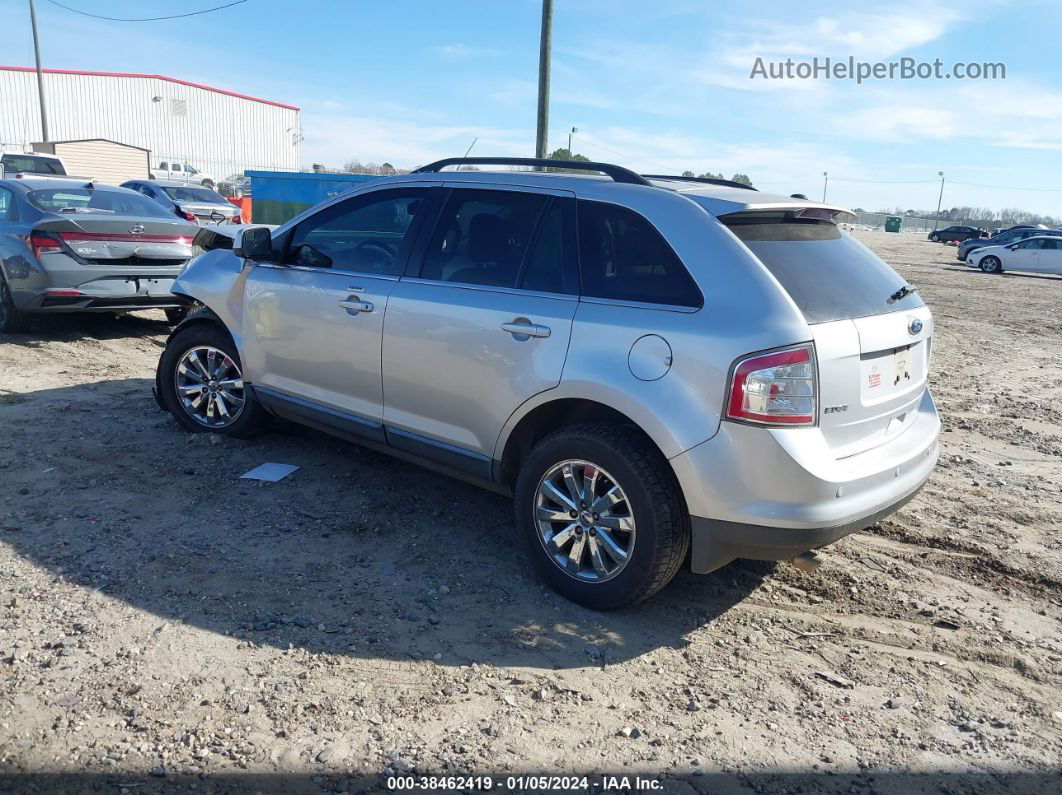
[1,230,1060,793]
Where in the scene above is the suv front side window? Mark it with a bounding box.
[577,200,702,308]
[285,188,428,275]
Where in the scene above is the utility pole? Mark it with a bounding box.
[28,0,49,142]
[568,126,577,155]
[933,171,945,231]
[822,171,828,202]
[535,0,553,159]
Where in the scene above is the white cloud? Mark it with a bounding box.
[431,44,502,59]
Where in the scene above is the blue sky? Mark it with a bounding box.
[5,0,1062,214]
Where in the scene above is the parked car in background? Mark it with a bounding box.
[967,235,1062,275]
[1,151,68,177]
[149,161,216,188]
[0,177,197,332]
[217,173,250,198]
[155,156,938,610]
[955,226,1062,261]
[928,225,983,243]
[122,179,242,226]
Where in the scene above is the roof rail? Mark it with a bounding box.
[413,157,652,186]
[644,174,757,191]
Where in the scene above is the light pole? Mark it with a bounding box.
[28,0,49,142]
[535,0,553,159]
[822,171,828,202]
[568,126,578,155]
[933,171,945,231]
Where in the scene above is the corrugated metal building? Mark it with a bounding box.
[0,66,300,183]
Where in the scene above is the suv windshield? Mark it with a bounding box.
[28,188,174,218]
[162,186,228,204]
[716,212,925,324]
[2,154,65,175]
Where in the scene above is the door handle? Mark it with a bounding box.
[339,298,374,314]
[501,320,551,339]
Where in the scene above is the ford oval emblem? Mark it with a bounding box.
[129,224,145,235]
[908,318,923,335]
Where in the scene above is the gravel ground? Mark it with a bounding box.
[0,230,1059,794]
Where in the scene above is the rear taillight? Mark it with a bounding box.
[726,345,817,426]
[231,216,241,224]
[179,210,197,222]
[27,232,62,258]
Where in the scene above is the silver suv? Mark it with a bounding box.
[155,157,939,609]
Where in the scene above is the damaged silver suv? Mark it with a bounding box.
[156,157,938,609]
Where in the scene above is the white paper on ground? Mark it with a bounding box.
[239,463,300,482]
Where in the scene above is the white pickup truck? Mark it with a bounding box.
[149,161,216,188]
[0,151,70,178]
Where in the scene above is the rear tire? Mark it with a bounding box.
[201,179,215,190]
[0,273,31,333]
[514,423,689,610]
[980,256,1003,274]
[157,323,269,438]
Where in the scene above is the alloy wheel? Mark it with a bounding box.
[174,345,245,428]
[534,459,636,583]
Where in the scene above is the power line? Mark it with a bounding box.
[574,137,674,172]
[831,177,938,185]
[45,0,247,22]
[950,180,1062,193]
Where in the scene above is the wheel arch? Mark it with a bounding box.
[495,395,686,495]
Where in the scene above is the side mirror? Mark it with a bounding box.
[237,226,273,260]
[1007,244,1019,250]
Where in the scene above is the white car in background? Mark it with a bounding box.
[967,235,1062,275]
[149,161,216,188]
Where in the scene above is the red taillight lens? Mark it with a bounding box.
[28,232,62,258]
[230,216,241,224]
[726,345,817,426]
[180,210,197,222]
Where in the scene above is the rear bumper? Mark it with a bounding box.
[688,478,926,573]
[34,294,187,313]
[671,389,940,573]
[6,253,185,313]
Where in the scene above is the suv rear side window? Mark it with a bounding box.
[577,201,702,307]
[286,188,427,275]
[420,188,565,291]
[722,215,925,323]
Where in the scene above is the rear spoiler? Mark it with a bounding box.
[720,206,857,224]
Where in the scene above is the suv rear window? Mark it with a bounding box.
[722,215,924,324]
[577,200,701,307]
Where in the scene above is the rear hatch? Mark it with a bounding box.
[722,211,930,458]
[35,215,195,266]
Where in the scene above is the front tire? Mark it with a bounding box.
[514,423,689,610]
[201,179,215,190]
[980,256,1003,274]
[157,323,269,437]
[929,234,940,242]
[0,273,31,333]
